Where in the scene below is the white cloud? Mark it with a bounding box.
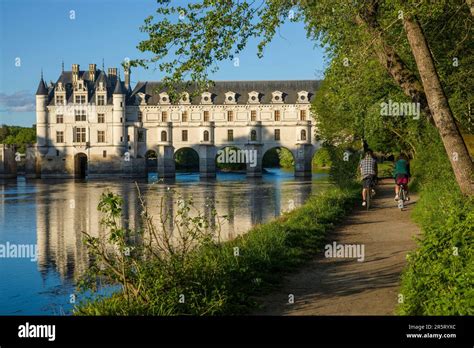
[0,91,35,113]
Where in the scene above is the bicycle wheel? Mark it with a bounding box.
[366,189,370,211]
[398,186,405,210]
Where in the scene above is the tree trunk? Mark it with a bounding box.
[404,16,474,195]
[355,15,434,125]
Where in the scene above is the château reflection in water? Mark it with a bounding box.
[0,169,328,314]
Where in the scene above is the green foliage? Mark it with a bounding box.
[313,147,332,168]
[277,148,294,169]
[75,185,359,315]
[397,127,474,315]
[0,124,36,153]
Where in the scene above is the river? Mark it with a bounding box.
[0,168,329,315]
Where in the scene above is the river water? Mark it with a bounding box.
[0,169,329,315]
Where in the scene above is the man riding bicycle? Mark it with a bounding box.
[393,154,411,201]
[359,149,378,207]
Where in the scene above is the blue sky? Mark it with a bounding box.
[0,0,327,127]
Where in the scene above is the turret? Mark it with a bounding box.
[36,72,48,149]
[112,75,126,152]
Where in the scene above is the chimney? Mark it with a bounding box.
[89,64,96,82]
[124,66,130,91]
[108,68,117,77]
[72,64,80,84]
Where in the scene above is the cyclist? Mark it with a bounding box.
[359,149,378,207]
[393,153,411,201]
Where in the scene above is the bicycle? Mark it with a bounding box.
[365,176,376,211]
[397,183,408,210]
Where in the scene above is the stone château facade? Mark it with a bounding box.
[30,63,321,179]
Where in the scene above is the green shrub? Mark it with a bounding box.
[398,128,474,315]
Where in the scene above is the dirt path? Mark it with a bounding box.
[254,179,420,315]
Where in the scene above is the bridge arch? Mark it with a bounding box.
[174,147,199,171]
[262,146,296,172]
[145,149,157,172]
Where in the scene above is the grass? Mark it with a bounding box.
[74,184,359,315]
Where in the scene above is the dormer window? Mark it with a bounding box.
[201,92,212,104]
[55,82,66,105]
[179,92,190,104]
[225,91,236,104]
[136,92,147,105]
[97,95,105,106]
[272,91,284,103]
[56,95,65,105]
[97,81,106,92]
[248,91,260,104]
[297,91,309,103]
[159,92,170,104]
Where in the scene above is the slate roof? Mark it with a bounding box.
[45,69,120,105]
[130,80,321,105]
[35,78,48,96]
[41,68,321,106]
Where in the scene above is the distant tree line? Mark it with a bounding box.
[0,125,36,153]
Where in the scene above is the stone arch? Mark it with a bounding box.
[174,147,199,171]
[262,146,295,171]
[74,152,88,178]
[145,149,157,172]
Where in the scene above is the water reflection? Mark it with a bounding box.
[0,169,328,314]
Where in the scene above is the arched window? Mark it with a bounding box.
[161,130,167,142]
[250,130,257,141]
[300,129,307,141]
[203,130,209,142]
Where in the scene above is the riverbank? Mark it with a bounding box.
[74,184,359,315]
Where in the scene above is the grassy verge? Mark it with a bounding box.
[74,185,359,315]
[397,128,474,315]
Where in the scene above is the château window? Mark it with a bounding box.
[300,110,307,121]
[56,96,65,105]
[138,131,144,142]
[97,131,106,143]
[182,130,188,142]
[274,110,281,121]
[227,110,233,122]
[97,95,105,106]
[138,111,143,122]
[74,128,86,143]
[274,129,280,141]
[161,131,167,142]
[251,110,257,121]
[301,129,307,141]
[250,130,257,141]
[103,150,107,158]
[162,111,168,122]
[227,129,233,141]
[56,131,64,143]
[97,113,105,123]
[75,95,86,104]
[203,130,210,142]
[204,111,210,122]
[75,110,86,122]
[182,111,188,122]
[56,114,64,124]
